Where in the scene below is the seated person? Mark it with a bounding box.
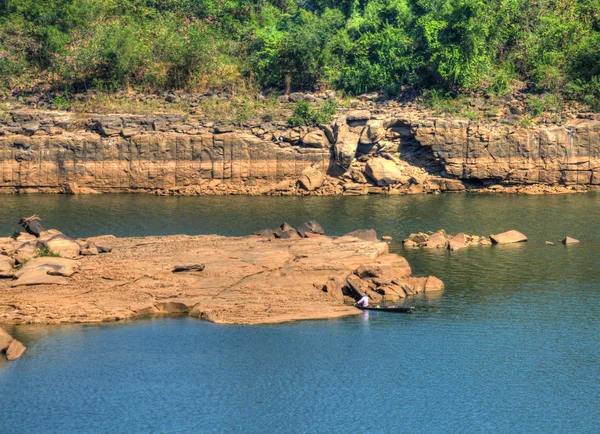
[354,292,369,307]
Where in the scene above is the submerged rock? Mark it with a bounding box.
[343,229,378,242]
[490,230,528,244]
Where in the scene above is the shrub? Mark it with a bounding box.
[288,100,338,126]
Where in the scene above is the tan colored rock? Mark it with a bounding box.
[424,230,449,249]
[0,233,442,325]
[347,110,371,121]
[298,167,325,191]
[490,230,528,244]
[0,327,13,351]
[0,256,15,278]
[15,257,79,278]
[38,233,81,258]
[364,158,403,186]
[359,120,385,145]
[63,182,81,194]
[325,278,345,303]
[11,269,70,287]
[6,339,26,360]
[302,129,329,148]
[448,233,469,251]
[333,122,359,170]
[425,276,445,292]
[562,236,580,245]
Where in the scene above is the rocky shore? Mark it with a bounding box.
[0,100,599,196]
[0,225,443,327]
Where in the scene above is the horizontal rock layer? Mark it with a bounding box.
[1,110,599,191]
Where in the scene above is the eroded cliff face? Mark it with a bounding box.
[1,109,599,194]
[414,116,600,186]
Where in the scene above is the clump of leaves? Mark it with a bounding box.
[15,259,28,270]
[35,246,61,258]
[288,101,338,127]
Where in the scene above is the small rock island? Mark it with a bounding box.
[0,220,443,333]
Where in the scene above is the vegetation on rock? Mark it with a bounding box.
[0,0,598,110]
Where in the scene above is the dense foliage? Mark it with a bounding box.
[0,0,599,107]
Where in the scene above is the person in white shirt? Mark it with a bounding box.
[354,292,369,307]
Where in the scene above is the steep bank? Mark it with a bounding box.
[0,105,598,195]
[0,232,442,326]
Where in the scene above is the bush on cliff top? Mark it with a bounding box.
[0,0,599,110]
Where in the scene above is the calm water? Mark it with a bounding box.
[1,193,600,432]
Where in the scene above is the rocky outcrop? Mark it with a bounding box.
[0,231,442,325]
[403,230,492,250]
[1,108,598,195]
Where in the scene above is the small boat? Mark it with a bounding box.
[356,305,414,313]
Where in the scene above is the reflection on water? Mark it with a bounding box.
[1,193,600,432]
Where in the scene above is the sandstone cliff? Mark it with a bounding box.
[1,108,598,195]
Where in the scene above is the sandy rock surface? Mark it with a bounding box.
[0,234,442,326]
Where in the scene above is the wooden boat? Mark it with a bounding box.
[356,305,414,313]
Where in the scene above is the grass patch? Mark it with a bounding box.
[35,246,61,258]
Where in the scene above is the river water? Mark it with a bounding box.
[1,193,599,432]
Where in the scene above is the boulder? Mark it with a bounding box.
[346,274,370,297]
[333,122,359,170]
[13,241,38,262]
[38,233,81,258]
[324,278,345,303]
[63,182,81,194]
[425,276,445,292]
[346,110,371,121]
[11,269,70,287]
[447,233,469,251]
[0,256,14,278]
[490,230,528,244]
[364,158,403,186]
[562,236,580,245]
[298,167,324,191]
[302,129,329,148]
[0,327,13,352]
[289,92,305,102]
[15,257,79,278]
[424,230,449,249]
[344,229,378,242]
[355,264,383,279]
[274,223,300,239]
[359,120,386,145]
[6,339,26,360]
[296,221,325,237]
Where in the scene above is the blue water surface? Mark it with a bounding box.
[1,193,600,432]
